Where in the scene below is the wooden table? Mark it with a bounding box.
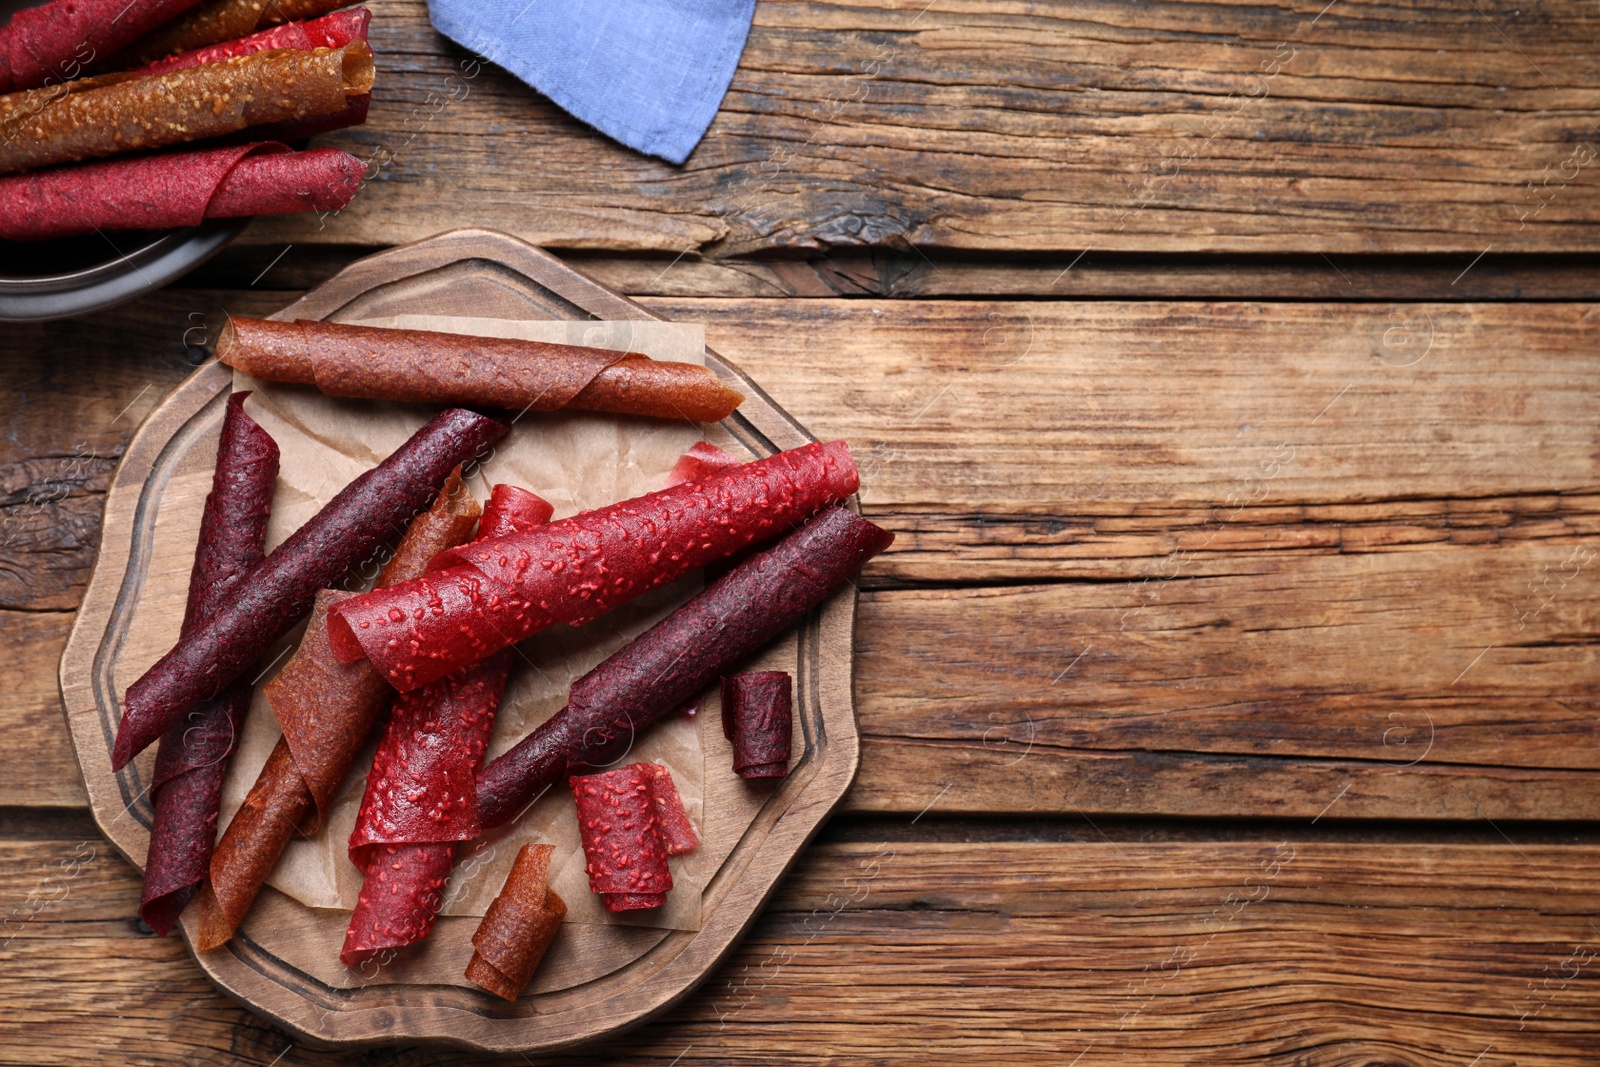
[4,0,1599,1062]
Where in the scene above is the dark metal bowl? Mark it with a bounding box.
[0,0,252,322]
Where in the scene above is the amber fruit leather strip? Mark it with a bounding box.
[466,843,566,1001]
[476,506,892,829]
[329,440,858,691]
[113,406,506,770]
[0,41,374,176]
[571,765,672,912]
[339,486,551,967]
[114,0,351,66]
[215,316,743,421]
[0,0,203,92]
[195,472,481,950]
[722,671,793,779]
[139,393,277,935]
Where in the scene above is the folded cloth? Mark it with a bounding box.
[427,0,754,165]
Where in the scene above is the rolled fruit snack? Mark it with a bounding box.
[194,469,484,951]
[214,317,745,422]
[722,672,794,779]
[475,505,895,830]
[132,7,370,77]
[113,0,355,67]
[570,762,695,913]
[139,393,278,935]
[340,486,552,968]
[0,143,364,241]
[465,843,566,1001]
[0,0,204,93]
[112,406,507,770]
[328,440,860,692]
[0,41,375,175]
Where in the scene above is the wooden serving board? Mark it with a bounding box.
[56,228,863,1052]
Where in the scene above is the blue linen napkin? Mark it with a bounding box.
[428,0,756,165]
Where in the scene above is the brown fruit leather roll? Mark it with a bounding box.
[195,470,481,950]
[113,0,352,67]
[0,0,204,93]
[0,143,364,242]
[465,843,566,1001]
[214,316,745,423]
[138,392,278,936]
[0,41,374,176]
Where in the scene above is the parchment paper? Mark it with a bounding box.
[220,318,712,931]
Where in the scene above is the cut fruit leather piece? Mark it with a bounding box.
[474,505,894,830]
[112,407,506,770]
[722,671,794,780]
[139,392,278,936]
[570,764,672,911]
[341,485,551,967]
[328,440,860,691]
[195,470,483,951]
[465,842,566,1001]
[644,763,699,856]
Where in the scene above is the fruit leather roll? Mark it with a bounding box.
[194,471,485,951]
[113,407,506,770]
[114,0,353,68]
[476,505,894,829]
[0,143,363,241]
[340,487,552,967]
[571,763,697,912]
[0,40,374,176]
[721,671,794,779]
[133,8,369,77]
[329,440,859,692]
[465,843,566,1001]
[0,0,204,93]
[214,317,745,423]
[139,393,278,935]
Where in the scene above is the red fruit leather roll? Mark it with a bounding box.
[195,471,483,951]
[476,505,892,829]
[0,142,364,242]
[466,843,566,1001]
[329,440,859,691]
[643,763,698,855]
[214,316,744,423]
[132,8,369,77]
[113,407,507,771]
[113,0,350,67]
[571,764,672,912]
[138,393,278,935]
[0,0,204,93]
[721,672,793,779]
[341,487,550,967]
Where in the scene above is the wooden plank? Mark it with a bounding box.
[2,830,1597,1063]
[233,0,1600,254]
[3,292,1596,819]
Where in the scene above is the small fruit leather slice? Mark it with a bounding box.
[465,842,567,1001]
[329,440,859,691]
[113,407,506,769]
[139,392,278,935]
[340,486,551,967]
[664,441,736,487]
[571,764,673,912]
[722,671,794,779]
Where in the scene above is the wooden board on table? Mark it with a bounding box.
[240,0,1600,255]
[54,229,866,1052]
[6,827,1600,1065]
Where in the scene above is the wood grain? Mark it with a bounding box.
[3,828,1598,1065]
[227,0,1600,255]
[5,286,1597,823]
